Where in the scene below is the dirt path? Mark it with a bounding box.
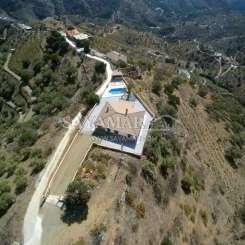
[3,53,21,81]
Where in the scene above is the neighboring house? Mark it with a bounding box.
[17,23,32,31]
[107,51,127,64]
[95,101,145,140]
[66,28,89,41]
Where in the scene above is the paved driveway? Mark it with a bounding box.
[49,133,93,195]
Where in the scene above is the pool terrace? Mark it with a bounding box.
[102,78,127,98]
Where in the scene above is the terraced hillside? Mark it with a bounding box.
[1,0,245,24]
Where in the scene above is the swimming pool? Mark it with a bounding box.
[109,88,127,95]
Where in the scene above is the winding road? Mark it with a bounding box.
[23,34,112,245]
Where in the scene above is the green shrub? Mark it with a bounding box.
[96,164,107,179]
[91,71,102,83]
[171,79,182,89]
[0,193,15,217]
[125,190,136,207]
[152,80,162,95]
[21,70,32,84]
[160,156,177,177]
[84,92,100,108]
[19,148,31,162]
[0,161,7,177]
[231,132,245,148]
[76,39,90,53]
[200,210,208,226]
[198,85,208,97]
[0,181,11,195]
[141,161,156,184]
[168,94,180,108]
[189,96,198,108]
[181,176,192,194]
[161,236,174,245]
[5,161,17,177]
[164,84,175,95]
[46,31,68,55]
[33,62,42,75]
[65,66,77,84]
[153,183,162,204]
[65,180,91,209]
[239,207,245,224]
[95,62,106,74]
[15,176,28,194]
[157,103,177,117]
[22,59,31,69]
[31,159,45,174]
[18,129,37,147]
[15,166,27,176]
[225,145,242,168]
[157,103,177,126]
[181,173,204,194]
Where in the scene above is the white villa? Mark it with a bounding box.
[95,101,145,140]
[66,28,89,41]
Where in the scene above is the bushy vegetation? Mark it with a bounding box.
[198,85,208,97]
[161,236,174,245]
[65,180,91,208]
[141,161,156,184]
[80,89,100,109]
[160,156,177,178]
[46,31,68,55]
[152,80,162,95]
[95,62,106,74]
[76,39,90,54]
[90,224,107,245]
[0,27,103,219]
[181,172,205,194]
[206,91,245,167]
[15,175,28,194]
[0,181,15,217]
[189,96,198,108]
[63,180,92,223]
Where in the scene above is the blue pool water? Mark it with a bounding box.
[109,88,126,95]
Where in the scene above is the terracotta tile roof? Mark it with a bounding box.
[96,101,145,137]
[66,29,89,40]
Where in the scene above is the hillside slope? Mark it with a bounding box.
[1,0,245,23]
